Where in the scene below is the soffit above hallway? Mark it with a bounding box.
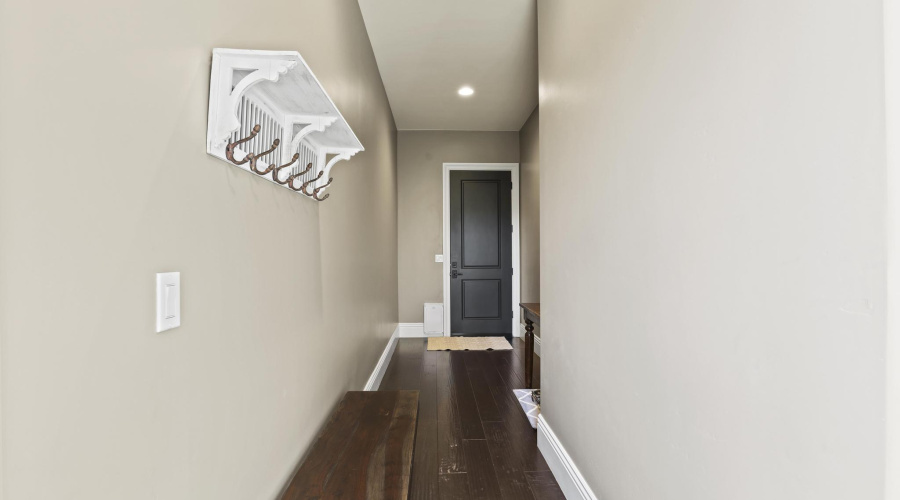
[358,0,538,131]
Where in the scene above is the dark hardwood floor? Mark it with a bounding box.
[281,391,418,499]
[378,337,562,500]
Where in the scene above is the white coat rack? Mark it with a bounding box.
[206,48,364,201]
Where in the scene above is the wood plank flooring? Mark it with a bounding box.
[379,337,562,500]
[280,391,419,500]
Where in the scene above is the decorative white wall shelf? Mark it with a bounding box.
[206,48,364,200]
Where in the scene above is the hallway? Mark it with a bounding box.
[378,339,561,499]
[0,0,895,498]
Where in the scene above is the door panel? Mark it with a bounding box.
[450,170,512,335]
[462,280,501,318]
[462,181,501,268]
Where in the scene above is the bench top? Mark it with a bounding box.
[281,390,419,500]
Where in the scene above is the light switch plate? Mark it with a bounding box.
[156,272,181,333]
[435,254,444,263]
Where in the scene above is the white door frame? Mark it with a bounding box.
[442,163,521,337]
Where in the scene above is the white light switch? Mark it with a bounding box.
[156,272,181,333]
[435,254,444,263]
[164,285,177,319]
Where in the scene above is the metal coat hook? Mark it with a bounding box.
[271,154,300,184]
[289,170,324,193]
[279,162,313,186]
[302,171,326,196]
[312,177,333,196]
[225,124,260,165]
[312,191,330,202]
[248,139,281,174]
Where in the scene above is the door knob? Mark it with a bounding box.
[451,270,464,279]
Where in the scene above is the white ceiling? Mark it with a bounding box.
[358,0,538,131]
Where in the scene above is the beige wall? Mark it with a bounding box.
[887,0,900,493]
[519,107,540,304]
[538,1,886,499]
[0,1,397,498]
[397,131,519,323]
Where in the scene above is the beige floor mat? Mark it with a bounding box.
[427,336,513,351]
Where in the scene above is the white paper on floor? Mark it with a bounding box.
[513,389,540,429]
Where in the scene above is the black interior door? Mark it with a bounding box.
[449,170,512,336]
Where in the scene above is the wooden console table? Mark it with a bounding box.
[520,302,540,389]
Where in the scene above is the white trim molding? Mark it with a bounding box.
[399,323,436,338]
[442,163,521,337]
[363,326,399,391]
[537,415,599,500]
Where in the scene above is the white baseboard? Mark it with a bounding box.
[398,322,442,338]
[363,326,399,391]
[517,324,541,357]
[399,323,424,337]
[537,415,599,500]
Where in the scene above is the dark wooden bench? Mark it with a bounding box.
[280,390,419,500]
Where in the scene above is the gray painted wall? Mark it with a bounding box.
[0,1,397,498]
[538,0,886,498]
[396,131,519,323]
[519,107,541,304]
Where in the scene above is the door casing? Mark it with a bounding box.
[443,163,520,337]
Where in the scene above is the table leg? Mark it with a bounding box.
[525,318,534,389]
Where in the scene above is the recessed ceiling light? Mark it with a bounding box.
[458,86,474,97]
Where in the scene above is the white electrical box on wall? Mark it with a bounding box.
[424,303,444,335]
